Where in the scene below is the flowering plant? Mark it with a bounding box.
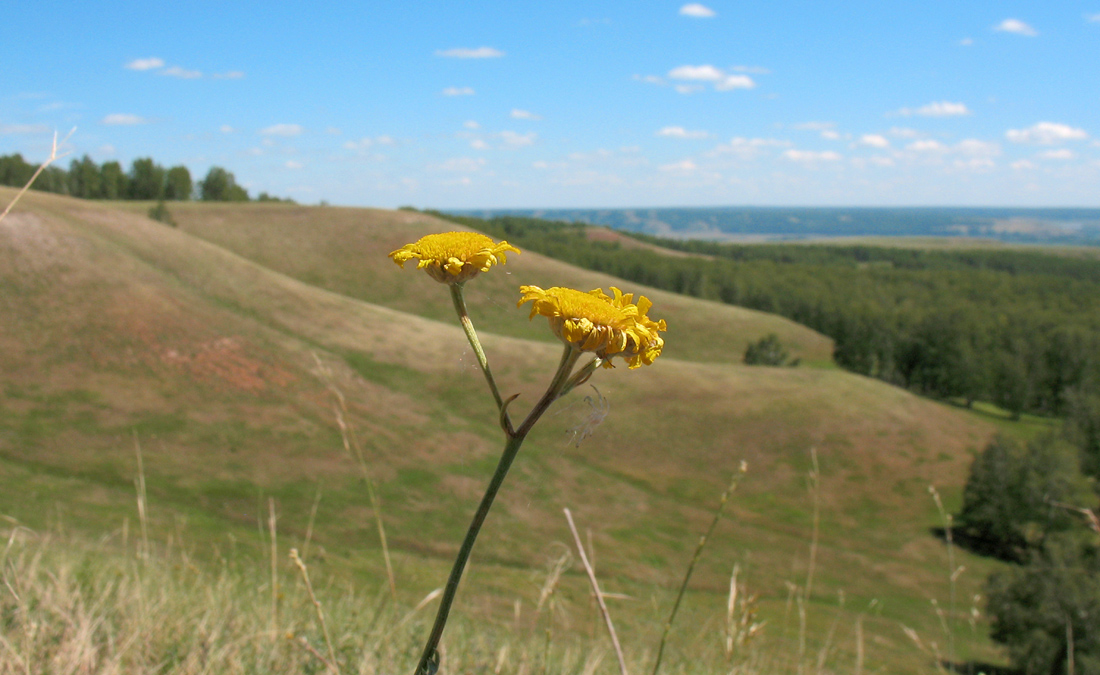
[389,231,666,675]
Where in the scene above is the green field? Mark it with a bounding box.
[0,187,1030,673]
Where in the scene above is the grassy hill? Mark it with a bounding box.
[0,187,1008,672]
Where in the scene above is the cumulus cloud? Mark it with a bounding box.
[0,123,51,134]
[285,160,303,169]
[668,64,756,92]
[994,19,1038,36]
[125,57,164,71]
[213,71,245,79]
[784,149,842,162]
[1010,160,1035,170]
[955,139,1001,156]
[889,127,921,139]
[435,47,504,58]
[1089,13,1100,22]
[660,159,699,172]
[1006,122,1089,144]
[511,109,542,120]
[633,74,665,85]
[897,101,971,117]
[710,137,790,158]
[434,157,486,172]
[102,113,148,125]
[443,87,475,96]
[679,3,716,18]
[500,131,537,147]
[464,120,480,129]
[470,139,488,150]
[906,140,946,152]
[821,130,841,141]
[161,65,201,79]
[1040,149,1076,160]
[674,84,705,94]
[260,124,303,137]
[657,126,710,139]
[959,37,974,46]
[859,134,890,148]
[220,125,234,134]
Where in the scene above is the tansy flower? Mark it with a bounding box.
[389,232,520,284]
[519,285,667,369]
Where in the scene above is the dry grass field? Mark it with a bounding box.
[0,187,1016,673]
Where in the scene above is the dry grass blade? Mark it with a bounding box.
[652,461,747,675]
[0,128,74,225]
[290,548,339,674]
[564,508,628,675]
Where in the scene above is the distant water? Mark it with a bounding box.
[452,207,1100,245]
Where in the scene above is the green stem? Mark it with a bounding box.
[413,345,581,675]
[450,283,504,411]
[652,464,748,675]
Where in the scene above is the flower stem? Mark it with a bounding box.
[450,283,505,412]
[413,345,581,675]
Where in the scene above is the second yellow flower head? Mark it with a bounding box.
[519,285,667,369]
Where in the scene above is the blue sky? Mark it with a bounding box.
[2,1,1098,208]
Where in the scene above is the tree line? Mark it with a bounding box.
[432,211,1100,420]
[0,153,292,203]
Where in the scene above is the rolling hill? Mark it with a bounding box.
[0,187,1005,671]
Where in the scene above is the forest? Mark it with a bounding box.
[433,211,1100,421]
[0,152,290,203]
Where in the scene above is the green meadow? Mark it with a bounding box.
[1,186,1041,673]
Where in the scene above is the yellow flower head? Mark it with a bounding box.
[389,231,520,284]
[518,285,667,369]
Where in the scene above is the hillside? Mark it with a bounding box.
[0,188,1004,671]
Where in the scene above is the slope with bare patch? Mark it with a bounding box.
[0,188,1003,669]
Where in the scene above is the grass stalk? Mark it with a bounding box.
[269,497,279,641]
[290,548,339,674]
[651,462,748,675]
[133,432,149,561]
[564,508,628,675]
[0,128,74,225]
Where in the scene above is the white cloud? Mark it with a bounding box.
[889,127,921,138]
[731,65,771,74]
[668,64,755,92]
[657,126,710,139]
[285,160,303,169]
[125,57,164,71]
[464,120,480,130]
[715,75,755,90]
[633,74,665,85]
[376,135,396,145]
[897,101,971,117]
[1006,122,1089,144]
[470,139,488,150]
[435,47,504,59]
[955,139,1000,156]
[0,123,51,134]
[710,137,790,158]
[821,130,841,141]
[102,113,148,125]
[213,71,245,79]
[784,149,842,162]
[679,3,716,18]
[906,140,946,152]
[994,19,1037,36]
[260,123,303,137]
[98,144,116,156]
[443,87,475,96]
[220,125,235,134]
[1040,149,1076,160]
[161,65,201,79]
[959,37,974,46]
[511,109,542,120]
[674,84,705,94]
[500,130,537,147]
[859,134,890,148]
[660,159,698,172]
[669,64,725,81]
[434,157,486,172]
[1010,160,1035,170]
[1089,13,1100,22]
[326,127,341,135]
